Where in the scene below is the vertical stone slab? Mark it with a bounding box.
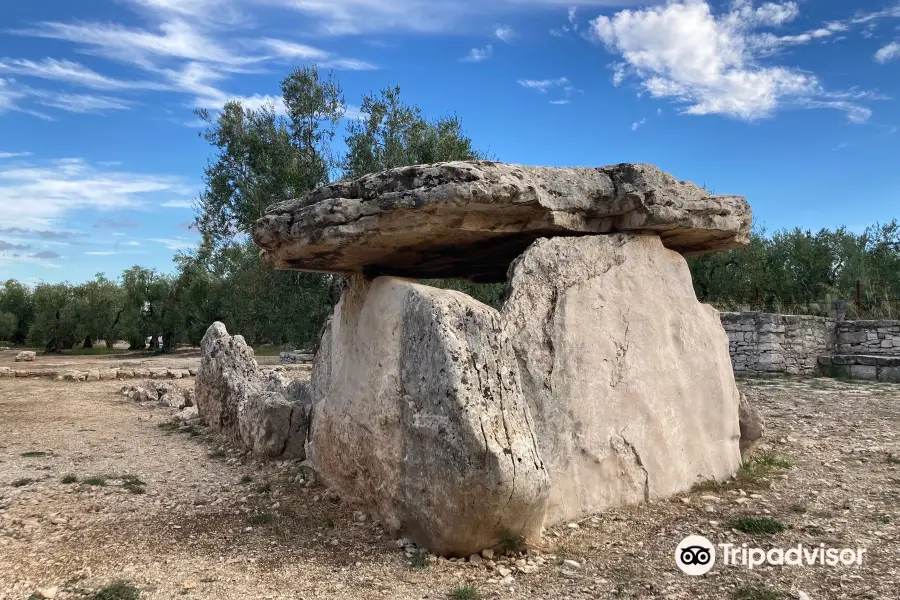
[503,234,742,525]
[308,276,549,556]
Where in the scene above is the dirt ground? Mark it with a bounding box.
[1,372,898,600]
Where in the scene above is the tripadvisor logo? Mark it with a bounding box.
[675,536,866,575]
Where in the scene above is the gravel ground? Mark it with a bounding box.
[0,375,898,600]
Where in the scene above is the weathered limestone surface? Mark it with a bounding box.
[15,351,35,362]
[254,161,751,282]
[738,392,765,459]
[501,234,742,525]
[308,276,549,556]
[196,323,312,459]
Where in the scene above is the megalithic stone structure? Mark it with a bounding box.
[250,160,754,556]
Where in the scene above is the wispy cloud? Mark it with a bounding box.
[0,157,193,229]
[151,236,196,250]
[161,199,193,208]
[517,77,570,92]
[85,251,116,256]
[631,117,646,131]
[495,25,514,43]
[875,42,900,64]
[0,151,32,159]
[462,45,493,63]
[95,218,140,228]
[591,1,883,123]
[549,99,571,105]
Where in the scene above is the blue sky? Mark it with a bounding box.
[1,0,898,285]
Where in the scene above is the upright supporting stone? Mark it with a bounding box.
[502,234,742,524]
[309,276,549,556]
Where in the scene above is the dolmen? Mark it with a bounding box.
[244,161,753,556]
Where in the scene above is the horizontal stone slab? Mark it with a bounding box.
[819,354,900,367]
[253,161,751,282]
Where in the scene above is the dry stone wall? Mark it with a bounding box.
[833,321,900,356]
[720,312,834,376]
[720,312,900,378]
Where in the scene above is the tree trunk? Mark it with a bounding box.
[83,335,93,349]
[149,334,159,349]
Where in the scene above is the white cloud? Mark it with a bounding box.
[591,0,877,122]
[0,152,32,159]
[14,20,257,68]
[549,99,571,105]
[151,237,196,250]
[161,199,193,208]
[124,240,141,246]
[0,58,169,91]
[462,45,494,62]
[495,25,514,43]
[875,42,900,64]
[517,77,570,92]
[631,117,646,130]
[0,157,194,229]
[85,251,116,256]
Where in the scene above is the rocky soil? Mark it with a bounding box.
[1,375,898,600]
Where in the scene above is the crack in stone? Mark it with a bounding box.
[617,430,650,503]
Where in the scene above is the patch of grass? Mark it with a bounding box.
[691,478,727,493]
[498,528,526,555]
[728,516,786,535]
[121,475,147,494]
[239,475,253,484]
[732,584,780,600]
[407,549,430,570]
[156,421,179,432]
[208,448,227,459]
[11,477,34,487]
[740,453,791,479]
[247,509,276,526]
[86,582,140,600]
[450,585,481,600]
[61,474,78,484]
[21,451,51,458]
[83,475,108,486]
[255,482,272,494]
[874,514,891,524]
[613,583,626,597]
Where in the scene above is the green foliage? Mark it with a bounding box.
[740,453,791,478]
[728,516,786,535]
[247,509,276,525]
[450,585,481,599]
[11,477,34,487]
[407,549,430,570]
[690,221,900,318]
[731,585,780,600]
[343,85,486,180]
[0,311,16,341]
[498,528,526,555]
[83,476,108,486]
[21,451,51,457]
[61,474,78,484]
[121,474,147,494]
[0,279,33,343]
[87,582,140,600]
